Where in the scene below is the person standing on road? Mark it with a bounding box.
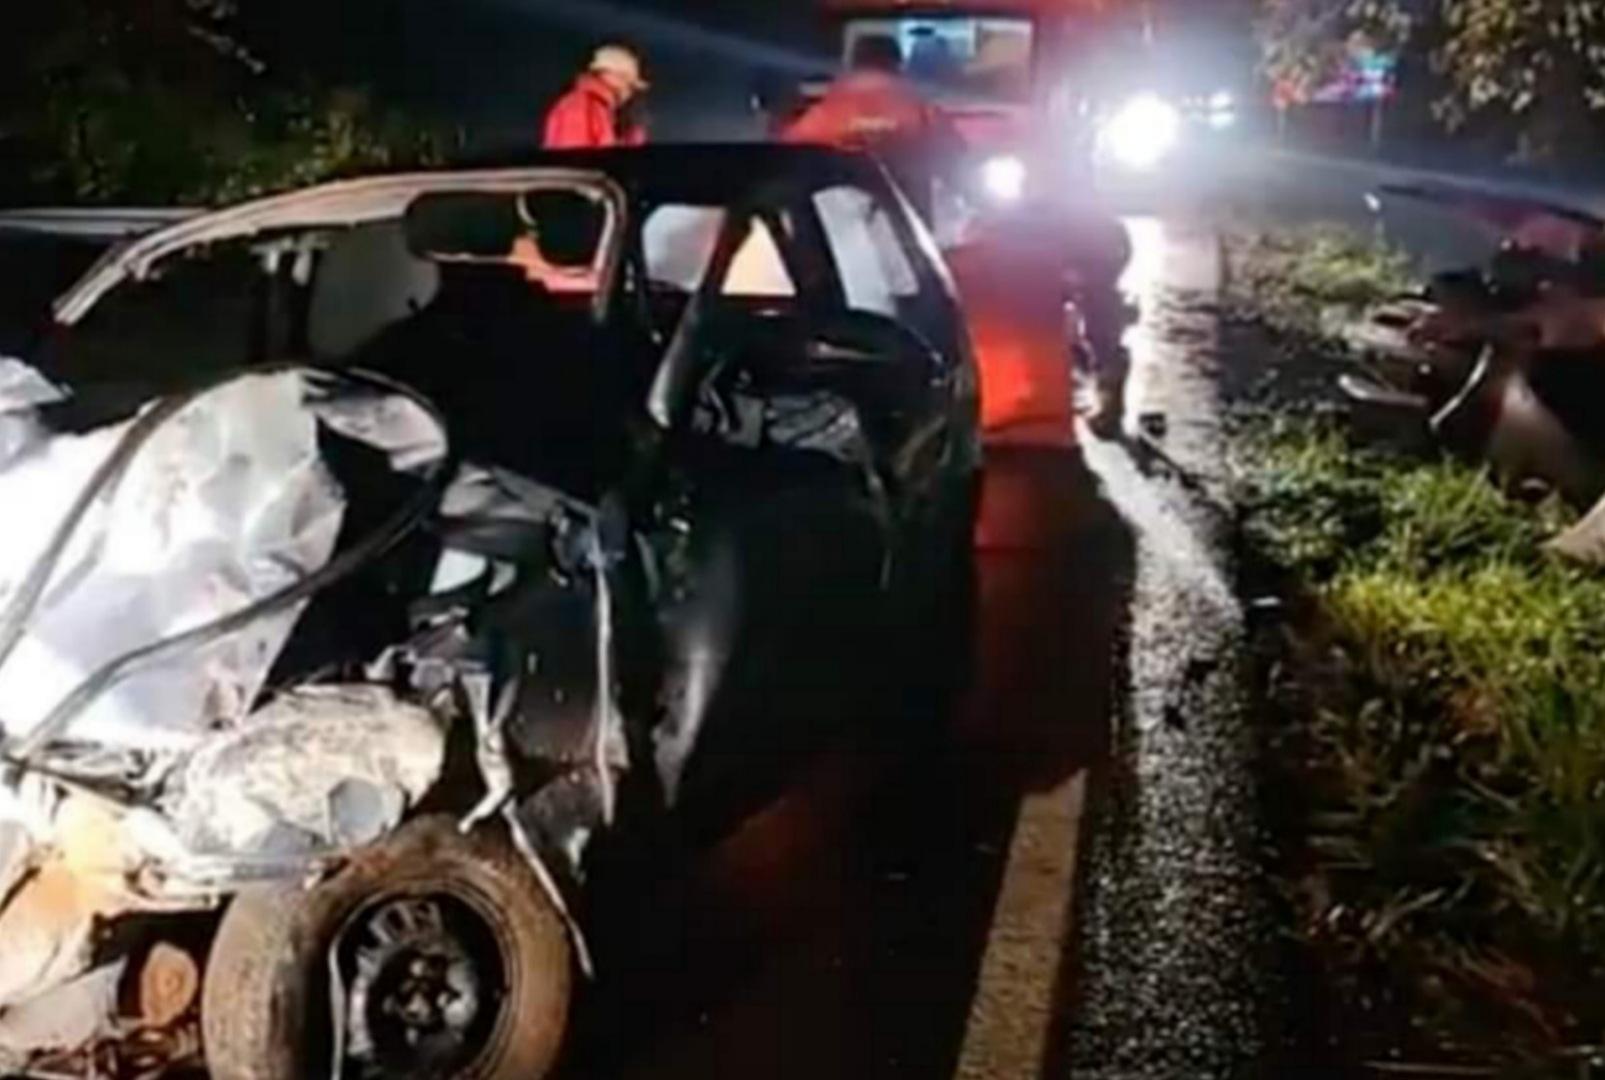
[781,34,939,149]
[780,34,956,218]
[543,44,649,150]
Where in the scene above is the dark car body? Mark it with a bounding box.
[1341,181,1605,506]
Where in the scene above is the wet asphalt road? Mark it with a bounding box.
[550,219,1278,1079]
[1069,220,1280,1078]
[562,440,1131,1078]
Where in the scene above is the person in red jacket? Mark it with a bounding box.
[543,44,649,150]
[782,34,941,151]
[782,34,955,218]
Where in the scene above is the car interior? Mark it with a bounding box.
[12,170,962,838]
[34,172,953,511]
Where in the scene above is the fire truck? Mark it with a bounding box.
[778,0,1247,534]
[810,0,1243,188]
[774,0,1190,453]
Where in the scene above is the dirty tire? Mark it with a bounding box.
[203,816,571,1080]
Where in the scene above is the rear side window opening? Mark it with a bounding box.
[642,205,797,299]
[44,183,625,396]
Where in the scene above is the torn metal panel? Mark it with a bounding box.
[167,685,446,859]
[0,372,346,751]
[0,365,458,1047]
[0,962,122,1062]
[0,366,453,760]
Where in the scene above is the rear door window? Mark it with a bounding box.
[643,206,796,298]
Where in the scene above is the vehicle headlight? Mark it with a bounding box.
[981,154,1027,202]
[1102,94,1181,171]
[1208,89,1237,129]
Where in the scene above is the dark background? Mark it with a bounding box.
[228,0,1253,149]
[237,0,828,148]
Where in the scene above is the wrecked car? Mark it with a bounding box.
[0,145,981,1079]
[1344,182,1605,400]
[1339,182,1605,505]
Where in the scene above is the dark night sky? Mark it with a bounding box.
[241,0,826,147]
[236,0,1251,149]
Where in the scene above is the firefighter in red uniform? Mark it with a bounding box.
[783,35,940,148]
[543,44,649,150]
[781,34,955,217]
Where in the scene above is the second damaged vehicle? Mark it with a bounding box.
[1340,181,1605,505]
[0,145,981,1079]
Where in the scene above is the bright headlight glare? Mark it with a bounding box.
[981,154,1027,201]
[1210,90,1235,110]
[1104,93,1181,171]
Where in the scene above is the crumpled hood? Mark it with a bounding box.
[0,367,446,752]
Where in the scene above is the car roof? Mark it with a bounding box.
[53,147,894,326]
[52,167,626,325]
[0,207,201,240]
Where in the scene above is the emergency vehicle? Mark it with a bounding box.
[810,0,1241,198]
[781,0,1180,457]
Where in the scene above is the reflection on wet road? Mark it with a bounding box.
[562,443,1132,1078]
[1071,219,1279,1078]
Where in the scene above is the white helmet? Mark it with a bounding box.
[589,44,648,91]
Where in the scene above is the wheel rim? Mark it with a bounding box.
[340,894,508,1079]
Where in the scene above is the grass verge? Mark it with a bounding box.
[1227,226,1605,1071]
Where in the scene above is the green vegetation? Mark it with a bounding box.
[1229,229,1605,1066]
[0,1,440,206]
[1225,224,1417,338]
[1256,0,1605,161]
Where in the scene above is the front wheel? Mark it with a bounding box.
[203,816,572,1080]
